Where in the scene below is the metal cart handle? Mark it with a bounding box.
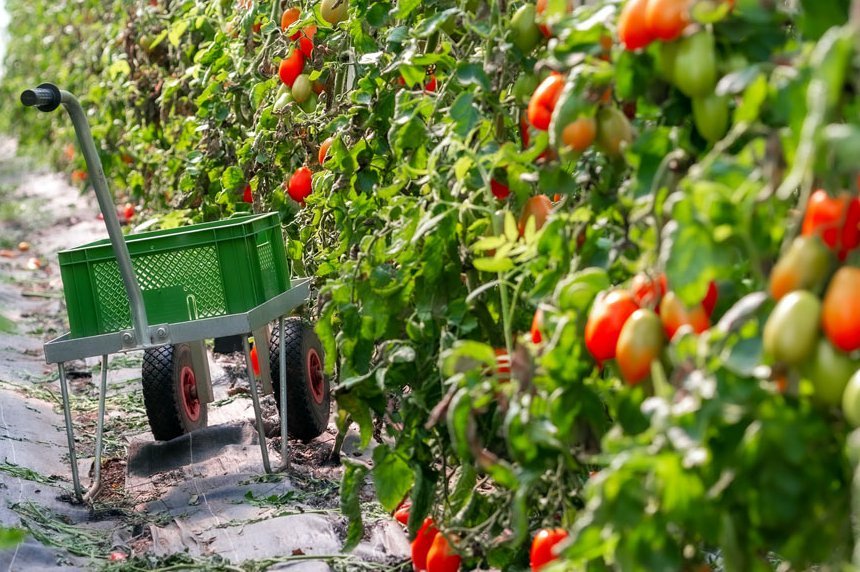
[21,83,150,347]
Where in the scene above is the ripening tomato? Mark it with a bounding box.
[561,117,597,152]
[822,266,860,352]
[426,533,461,572]
[518,195,553,236]
[802,190,860,260]
[528,74,565,131]
[321,0,349,25]
[763,290,822,366]
[585,290,640,363]
[659,292,709,339]
[616,309,665,385]
[672,31,717,97]
[291,74,312,104]
[596,106,633,156]
[491,179,510,200]
[281,7,301,38]
[769,236,832,301]
[411,518,439,572]
[531,307,544,344]
[278,49,305,87]
[618,0,654,51]
[631,273,667,310]
[318,137,333,165]
[802,338,859,407]
[242,185,253,204]
[645,0,690,42]
[530,528,569,571]
[287,166,313,204]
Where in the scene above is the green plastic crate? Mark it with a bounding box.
[58,213,291,339]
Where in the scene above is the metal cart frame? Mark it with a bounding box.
[22,83,304,503]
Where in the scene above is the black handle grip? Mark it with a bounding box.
[20,83,61,112]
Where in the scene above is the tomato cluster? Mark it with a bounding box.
[618,0,691,50]
[764,190,860,413]
[393,509,462,572]
[584,274,718,384]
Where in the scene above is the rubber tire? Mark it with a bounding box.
[269,318,330,441]
[142,343,208,441]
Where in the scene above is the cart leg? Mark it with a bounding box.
[57,362,83,503]
[278,317,289,470]
[243,336,272,474]
[83,355,108,502]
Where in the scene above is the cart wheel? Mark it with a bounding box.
[269,318,330,441]
[142,343,208,441]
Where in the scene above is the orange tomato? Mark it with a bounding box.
[645,0,690,42]
[584,290,640,363]
[250,345,260,376]
[631,273,667,310]
[528,74,565,131]
[426,533,461,572]
[518,195,553,236]
[659,291,709,339]
[561,117,597,152]
[822,266,860,352]
[281,7,301,38]
[318,137,333,165]
[531,308,544,344]
[618,0,654,51]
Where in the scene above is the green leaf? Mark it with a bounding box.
[446,388,473,460]
[473,256,514,273]
[449,92,479,138]
[454,62,491,91]
[660,222,716,306]
[168,18,189,47]
[393,0,421,20]
[340,459,369,551]
[372,446,413,512]
[220,166,244,192]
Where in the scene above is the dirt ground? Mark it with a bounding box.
[0,139,409,571]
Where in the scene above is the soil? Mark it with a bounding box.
[0,138,408,571]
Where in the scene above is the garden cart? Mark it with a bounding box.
[20,83,330,503]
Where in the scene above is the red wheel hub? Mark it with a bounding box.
[306,348,325,404]
[179,365,201,421]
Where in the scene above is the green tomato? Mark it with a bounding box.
[657,41,679,84]
[803,338,860,407]
[842,370,860,427]
[510,4,542,54]
[596,106,633,156]
[299,91,319,113]
[692,93,729,143]
[513,73,540,105]
[673,31,718,97]
[321,0,349,25]
[291,74,312,104]
[763,290,821,366]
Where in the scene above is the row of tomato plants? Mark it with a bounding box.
[2,0,860,569]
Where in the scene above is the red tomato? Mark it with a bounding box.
[645,0,690,41]
[278,49,305,88]
[531,307,544,344]
[411,518,439,572]
[518,195,553,236]
[394,505,410,525]
[287,166,313,203]
[535,0,552,37]
[802,189,860,260]
[281,7,301,39]
[520,113,531,149]
[618,0,654,50]
[242,184,253,204]
[659,291,709,339]
[318,137,333,165]
[631,273,667,311]
[822,266,860,352]
[299,36,314,57]
[425,75,438,93]
[584,290,640,363]
[491,179,510,200]
[426,533,461,572]
[530,528,569,571]
[495,348,511,379]
[123,203,135,221]
[528,74,565,131]
[701,280,718,316]
[108,552,127,561]
[250,346,260,376]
